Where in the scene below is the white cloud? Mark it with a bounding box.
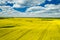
[25,4,60,17]
[0,4,60,17]
[26,6,45,12]
[0,0,7,4]
[12,0,45,7]
[13,4,22,8]
[0,0,45,8]
[0,0,60,17]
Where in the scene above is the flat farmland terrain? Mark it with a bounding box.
[0,18,60,40]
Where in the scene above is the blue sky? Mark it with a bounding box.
[0,0,60,17]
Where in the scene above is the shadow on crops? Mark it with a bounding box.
[26,20,33,22]
[41,19,53,21]
[0,17,15,19]
[0,25,15,28]
[0,17,10,19]
[0,17,6,19]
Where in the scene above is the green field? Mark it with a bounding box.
[0,18,60,40]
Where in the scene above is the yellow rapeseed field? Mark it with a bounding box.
[0,18,60,40]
